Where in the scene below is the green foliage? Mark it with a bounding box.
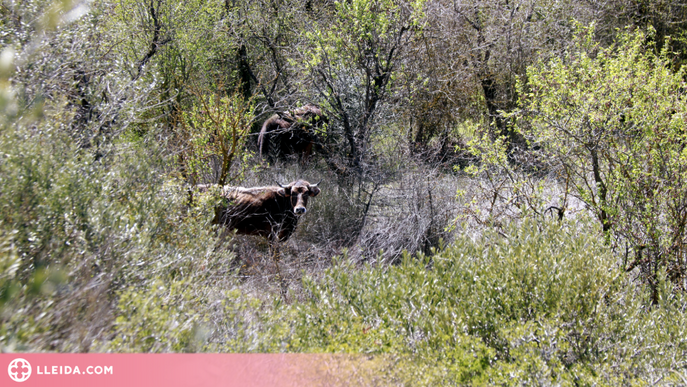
[111,279,210,352]
[271,219,686,384]
[277,220,635,384]
[111,283,294,353]
[0,22,75,347]
[0,48,16,121]
[0,46,234,350]
[518,24,687,295]
[109,0,233,80]
[107,0,245,138]
[0,230,20,307]
[179,89,255,185]
[2,6,687,387]
[0,118,196,349]
[304,0,426,172]
[457,120,556,233]
[308,0,415,68]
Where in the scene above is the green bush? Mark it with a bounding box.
[271,219,686,385]
[517,25,687,297]
[178,88,255,186]
[0,112,236,350]
[0,229,20,307]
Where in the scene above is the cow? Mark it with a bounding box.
[257,104,328,162]
[198,179,321,241]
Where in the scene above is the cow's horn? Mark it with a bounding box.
[310,179,322,187]
[276,181,287,188]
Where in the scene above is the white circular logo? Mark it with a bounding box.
[8,358,31,382]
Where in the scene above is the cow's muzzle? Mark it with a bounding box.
[294,207,307,215]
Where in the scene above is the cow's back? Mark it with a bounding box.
[218,186,298,240]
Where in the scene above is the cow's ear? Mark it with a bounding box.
[309,186,320,197]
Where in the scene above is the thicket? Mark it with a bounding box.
[464,25,687,299]
[110,220,687,385]
[522,25,687,301]
[282,220,687,385]
[1,0,687,384]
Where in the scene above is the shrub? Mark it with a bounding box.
[517,25,687,298]
[177,88,255,186]
[273,219,686,385]
[0,105,235,351]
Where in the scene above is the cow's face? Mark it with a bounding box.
[280,180,320,216]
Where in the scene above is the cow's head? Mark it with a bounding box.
[277,180,321,215]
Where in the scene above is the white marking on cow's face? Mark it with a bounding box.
[281,180,319,217]
[289,184,311,216]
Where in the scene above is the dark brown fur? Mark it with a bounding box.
[199,180,321,241]
[257,104,328,162]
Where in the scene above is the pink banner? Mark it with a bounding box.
[2,353,382,387]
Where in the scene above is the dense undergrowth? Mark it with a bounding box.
[109,218,687,385]
[2,0,687,385]
[0,123,235,351]
[288,220,687,385]
[3,103,684,383]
